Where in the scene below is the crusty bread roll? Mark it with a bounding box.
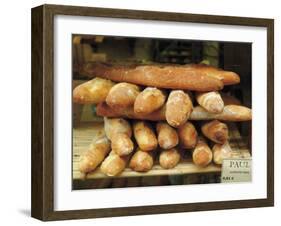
[100,151,129,176]
[129,149,154,172]
[79,136,111,174]
[190,105,252,121]
[177,122,198,149]
[192,138,213,167]
[73,77,115,104]
[111,133,134,156]
[106,82,140,108]
[201,120,229,144]
[159,148,181,169]
[212,141,232,165]
[156,122,179,149]
[133,121,158,151]
[82,62,224,91]
[166,90,193,127]
[134,87,166,115]
[196,91,224,113]
[104,117,132,140]
[97,103,252,122]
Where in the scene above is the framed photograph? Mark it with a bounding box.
[31,4,274,221]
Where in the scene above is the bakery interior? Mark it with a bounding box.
[72,35,252,190]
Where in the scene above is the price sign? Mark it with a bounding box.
[221,158,252,183]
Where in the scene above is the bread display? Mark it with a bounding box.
[177,122,198,149]
[129,149,154,172]
[73,77,115,104]
[165,90,193,127]
[156,122,179,149]
[75,62,251,178]
[134,87,166,114]
[159,148,181,169]
[201,120,229,144]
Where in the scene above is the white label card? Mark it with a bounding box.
[221,158,252,183]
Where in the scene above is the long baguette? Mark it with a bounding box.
[97,103,252,122]
[190,105,252,121]
[82,62,224,91]
[100,151,129,176]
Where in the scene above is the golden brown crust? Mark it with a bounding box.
[106,82,140,108]
[134,87,166,114]
[129,149,154,172]
[73,77,115,104]
[79,137,111,174]
[201,120,229,144]
[82,63,224,91]
[133,121,158,151]
[111,133,134,156]
[192,138,213,167]
[165,90,193,127]
[190,105,252,121]
[159,148,181,169]
[177,122,198,149]
[104,117,132,140]
[212,142,232,165]
[100,151,129,176]
[156,122,179,149]
[196,91,224,113]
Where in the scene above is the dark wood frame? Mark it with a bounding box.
[31,4,274,221]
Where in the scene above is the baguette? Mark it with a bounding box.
[212,141,232,165]
[177,122,198,149]
[129,149,154,172]
[111,133,134,156]
[100,151,129,176]
[156,122,179,149]
[188,64,240,85]
[106,82,140,109]
[192,138,213,167]
[73,77,115,104]
[201,120,229,144]
[104,117,132,140]
[97,103,252,122]
[196,91,224,113]
[159,148,181,169]
[133,121,158,151]
[82,62,224,91]
[134,87,166,114]
[166,90,193,127]
[190,105,252,121]
[79,136,111,174]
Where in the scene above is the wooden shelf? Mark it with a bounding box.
[73,122,250,180]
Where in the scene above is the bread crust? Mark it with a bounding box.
[82,63,224,91]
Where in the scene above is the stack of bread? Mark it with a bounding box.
[75,63,252,177]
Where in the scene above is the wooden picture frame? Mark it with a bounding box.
[31,4,274,221]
